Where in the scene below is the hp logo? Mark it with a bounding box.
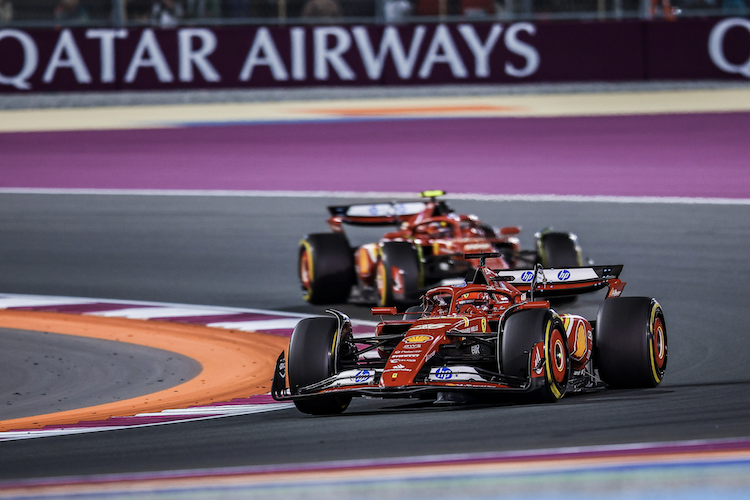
[435,367,453,380]
[557,270,571,281]
[354,370,372,383]
[521,271,534,282]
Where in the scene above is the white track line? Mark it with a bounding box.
[87,306,238,319]
[1,188,749,205]
[206,319,305,331]
[0,404,292,442]
[0,296,99,308]
[0,293,314,318]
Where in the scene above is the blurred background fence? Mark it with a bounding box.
[0,0,746,27]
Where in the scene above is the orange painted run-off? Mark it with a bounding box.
[305,105,526,116]
[0,310,289,432]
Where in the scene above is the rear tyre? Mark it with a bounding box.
[287,317,353,415]
[375,242,420,307]
[299,233,355,305]
[501,308,569,403]
[595,297,667,388]
[538,232,582,268]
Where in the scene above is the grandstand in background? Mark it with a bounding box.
[1,0,745,26]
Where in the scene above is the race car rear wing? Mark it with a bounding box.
[327,201,428,226]
[492,265,624,298]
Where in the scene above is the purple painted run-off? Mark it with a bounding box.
[8,303,155,314]
[2,113,749,199]
[152,312,291,324]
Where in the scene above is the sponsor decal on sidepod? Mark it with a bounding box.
[434,366,453,380]
[354,370,373,383]
[404,334,434,342]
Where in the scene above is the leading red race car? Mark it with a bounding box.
[299,191,585,306]
[273,254,667,415]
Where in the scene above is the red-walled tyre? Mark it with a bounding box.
[595,297,667,388]
[501,308,570,403]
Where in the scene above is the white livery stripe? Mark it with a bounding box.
[346,202,427,217]
[498,267,600,284]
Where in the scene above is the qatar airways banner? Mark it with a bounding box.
[0,18,747,92]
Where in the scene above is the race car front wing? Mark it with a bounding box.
[270,351,548,402]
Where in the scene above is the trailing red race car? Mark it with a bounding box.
[299,191,585,306]
[273,254,667,415]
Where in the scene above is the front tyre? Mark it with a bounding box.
[501,308,569,403]
[298,233,355,305]
[287,317,353,415]
[595,297,667,388]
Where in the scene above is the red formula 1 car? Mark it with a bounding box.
[273,254,667,415]
[298,191,584,307]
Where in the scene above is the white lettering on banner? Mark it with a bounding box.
[179,28,220,82]
[314,27,355,80]
[0,22,545,89]
[419,24,467,79]
[352,25,426,79]
[291,27,306,80]
[125,29,174,83]
[43,29,91,84]
[240,27,288,81]
[458,24,502,78]
[0,29,38,89]
[504,22,539,78]
[86,29,127,83]
[708,17,750,78]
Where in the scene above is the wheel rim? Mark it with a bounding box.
[375,261,387,306]
[299,250,312,292]
[550,329,567,384]
[653,317,666,369]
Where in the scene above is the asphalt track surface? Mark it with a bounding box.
[1,193,750,480]
[0,327,201,420]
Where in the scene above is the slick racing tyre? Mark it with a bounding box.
[375,242,420,307]
[538,232,583,269]
[501,308,570,403]
[287,317,353,415]
[595,297,667,388]
[299,233,355,305]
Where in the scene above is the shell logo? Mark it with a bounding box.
[404,335,434,343]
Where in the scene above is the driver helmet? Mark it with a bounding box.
[457,291,490,312]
